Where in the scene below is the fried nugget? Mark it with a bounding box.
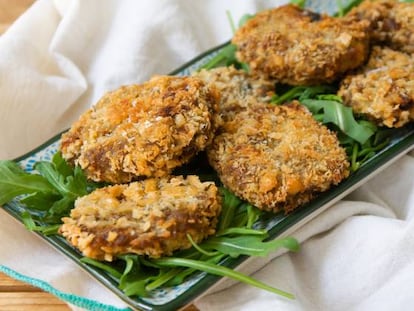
[338,46,414,128]
[59,175,221,261]
[207,102,349,213]
[348,0,414,54]
[232,4,370,85]
[60,76,220,183]
[194,66,275,122]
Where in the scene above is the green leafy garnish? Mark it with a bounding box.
[301,98,375,144]
[271,85,336,105]
[80,257,123,279]
[226,10,237,34]
[198,44,239,71]
[21,212,61,235]
[151,257,295,299]
[0,161,56,205]
[334,0,364,16]
[217,187,242,232]
[238,13,254,28]
[201,235,299,258]
[198,13,253,71]
[0,152,99,231]
[290,0,307,9]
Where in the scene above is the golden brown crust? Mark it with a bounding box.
[194,66,275,122]
[59,175,221,261]
[207,102,349,213]
[348,0,414,54]
[60,76,220,183]
[232,4,370,85]
[338,46,414,128]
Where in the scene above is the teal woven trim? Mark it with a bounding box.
[0,265,131,311]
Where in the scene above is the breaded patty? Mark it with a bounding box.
[60,76,220,183]
[59,175,221,261]
[231,4,370,85]
[194,66,275,122]
[207,102,349,213]
[348,0,414,53]
[338,46,414,128]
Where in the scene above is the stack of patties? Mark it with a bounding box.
[59,75,223,260]
[58,1,414,261]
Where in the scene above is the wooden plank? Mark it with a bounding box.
[0,273,70,310]
[0,292,70,311]
[0,0,35,34]
[0,272,39,292]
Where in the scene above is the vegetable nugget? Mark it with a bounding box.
[348,0,414,54]
[60,76,220,183]
[59,175,221,261]
[338,46,414,128]
[207,102,349,213]
[232,4,370,85]
[194,66,275,122]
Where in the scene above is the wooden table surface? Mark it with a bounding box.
[0,272,71,310]
[0,2,198,310]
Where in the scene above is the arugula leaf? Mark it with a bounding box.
[0,160,56,205]
[271,85,336,105]
[334,0,364,16]
[216,227,267,237]
[52,151,74,178]
[238,14,254,28]
[21,212,60,235]
[118,255,157,296]
[201,235,299,258]
[35,161,87,200]
[187,234,219,257]
[301,99,375,144]
[198,44,238,71]
[20,192,61,211]
[198,12,253,71]
[1,151,99,231]
[246,203,261,228]
[217,187,242,232]
[150,257,295,299]
[290,0,307,9]
[80,257,123,279]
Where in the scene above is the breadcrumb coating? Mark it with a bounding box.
[207,102,349,213]
[232,4,370,85]
[59,175,221,261]
[194,66,275,122]
[348,0,414,54]
[60,76,220,183]
[338,46,414,128]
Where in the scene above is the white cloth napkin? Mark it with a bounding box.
[1,1,413,310]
